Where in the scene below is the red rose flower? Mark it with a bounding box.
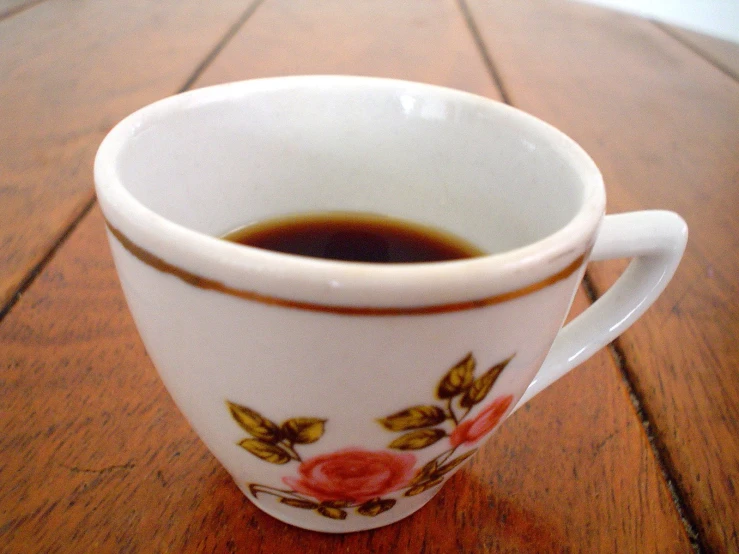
[282,447,416,504]
[449,394,514,448]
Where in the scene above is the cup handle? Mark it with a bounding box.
[513,210,688,412]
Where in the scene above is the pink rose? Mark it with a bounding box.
[449,395,514,448]
[283,447,416,504]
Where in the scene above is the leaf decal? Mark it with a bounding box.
[437,353,476,399]
[408,459,439,487]
[233,352,516,522]
[317,506,347,520]
[357,498,396,516]
[238,439,292,464]
[281,418,327,444]
[227,401,282,442]
[460,356,512,408]
[405,476,445,496]
[321,500,351,509]
[378,405,446,432]
[433,449,478,477]
[388,428,446,450]
[279,498,318,509]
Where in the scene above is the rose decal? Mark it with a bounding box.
[449,394,514,448]
[285,448,416,504]
[377,353,515,496]
[228,352,515,520]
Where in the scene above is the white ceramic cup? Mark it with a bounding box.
[94,76,687,533]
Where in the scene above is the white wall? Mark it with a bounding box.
[575,0,739,43]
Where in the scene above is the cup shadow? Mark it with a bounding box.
[189,464,563,553]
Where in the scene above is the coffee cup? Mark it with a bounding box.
[94,76,687,533]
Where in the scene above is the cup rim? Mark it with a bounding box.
[94,75,605,310]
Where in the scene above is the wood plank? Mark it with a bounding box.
[0,208,690,553]
[188,6,689,548]
[466,0,739,550]
[662,24,739,82]
[0,0,255,309]
[194,0,500,93]
[0,0,690,551]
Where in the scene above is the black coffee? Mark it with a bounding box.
[222,212,485,263]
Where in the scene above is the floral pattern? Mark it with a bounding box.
[228,352,514,520]
[284,448,416,504]
[449,394,514,448]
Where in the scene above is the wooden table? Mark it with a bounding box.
[2,1,737,552]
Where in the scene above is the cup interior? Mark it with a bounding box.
[113,77,599,255]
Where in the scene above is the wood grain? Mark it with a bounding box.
[193,0,500,95]
[0,0,697,551]
[0,0,255,309]
[196,6,688,546]
[0,209,690,553]
[466,0,739,550]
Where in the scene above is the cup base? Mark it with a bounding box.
[235,481,439,533]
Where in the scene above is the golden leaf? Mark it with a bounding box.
[388,428,446,450]
[279,497,318,509]
[378,405,446,432]
[281,418,327,444]
[238,439,292,464]
[227,401,281,442]
[317,506,347,520]
[460,356,513,408]
[357,498,396,517]
[437,353,476,399]
[407,459,439,487]
[404,476,445,496]
[321,500,351,509]
[432,449,478,477]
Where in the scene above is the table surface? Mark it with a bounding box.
[1,1,737,552]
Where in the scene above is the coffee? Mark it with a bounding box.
[222,212,485,263]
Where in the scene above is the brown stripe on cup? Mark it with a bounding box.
[105,220,586,316]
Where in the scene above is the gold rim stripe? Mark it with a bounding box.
[106,221,585,316]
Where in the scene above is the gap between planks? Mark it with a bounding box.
[178,0,265,93]
[456,0,707,551]
[0,0,266,324]
[1,7,719,550]
[0,0,49,22]
[581,274,705,554]
[0,196,96,323]
[455,0,512,104]
[651,21,739,84]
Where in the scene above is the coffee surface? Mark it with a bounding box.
[222,212,485,263]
